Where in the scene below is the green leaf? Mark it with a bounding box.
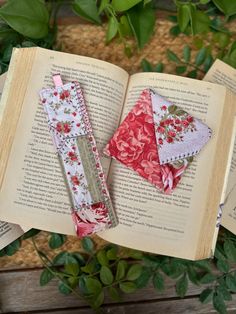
[199,288,214,304]
[192,11,210,34]
[49,233,66,249]
[200,0,211,4]
[187,70,197,78]
[72,0,101,25]
[167,49,180,63]
[183,45,191,63]
[106,247,117,260]
[97,250,109,266]
[98,0,109,14]
[213,32,230,49]
[177,4,191,32]
[21,229,40,240]
[153,272,164,292]
[53,252,68,266]
[134,268,152,288]
[213,293,227,314]
[58,281,71,295]
[5,239,21,256]
[106,16,118,43]
[119,281,137,293]
[224,240,236,261]
[81,237,94,253]
[92,290,105,309]
[81,259,97,274]
[199,273,216,284]
[216,259,229,273]
[169,25,181,37]
[65,262,80,277]
[187,266,199,285]
[126,264,142,281]
[155,62,164,73]
[217,285,232,301]
[141,59,153,72]
[100,266,114,285]
[40,269,55,286]
[85,278,102,295]
[0,0,49,39]
[108,286,121,301]
[111,0,143,12]
[168,105,177,114]
[72,252,86,266]
[176,273,188,298]
[0,249,5,257]
[204,55,214,72]
[116,260,127,281]
[127,3,155,49]
[225,274,236,292]
[119,15,133,37]
[195,47,207,66]
[68,276,79,289]
[176,66,187,75]
[212,0,236,17]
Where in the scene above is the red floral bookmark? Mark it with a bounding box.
[104,89,212,194]
[40,74,117,237]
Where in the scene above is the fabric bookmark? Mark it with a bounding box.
[40,75,117,237]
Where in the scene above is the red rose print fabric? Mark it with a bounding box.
[104,89,212,194]
[40,75,117,237]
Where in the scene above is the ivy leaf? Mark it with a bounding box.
[177,4,191,32]
[0,0,49,39]
[68,276,79,289]
[126,264,143,281]
[92,290,105,309]
[106,16,118,43]
[49,233,66,249]
[72,252,86,266]
[187,266,199,285]
[225,274,236,292]
[212,0,236,17]
[141,59,153,72]
[199,273,216,284]
[167,49,180,63]
[73,0,101,25]
[195,47,207,66]
[108,286,121,301]
[153,272,165,292]
[97,250,109,266]
[100,266,114,285]
[183,45,191,63]
[116,260,127,281]
[53,252,68,266]
[40,269,55,286]
[111,0,143,12]
[58,281,71,295]
[134,267,152,288]
[119,281,137,293]
[65,262,80,277]
[5,239,21,256]
[81,237,94,253]
[216,259,229,273]
[217,285,232,301]
[106,246,117,260]
[176,273,188,298]
[192,11,210,34]
[81,259,97,274]
[127,3,155,49]
[213,293,227,314]
[199,288,214,304]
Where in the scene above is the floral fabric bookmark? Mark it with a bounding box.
[40,74,117,237]
[104,89,212,194]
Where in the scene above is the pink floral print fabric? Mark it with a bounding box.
[40,79,117,237]
[104,89,211,194]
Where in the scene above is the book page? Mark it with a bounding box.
[0,73,25,249]
[204,59,236,233]
[0,47,129,235]
[101,72,232,259]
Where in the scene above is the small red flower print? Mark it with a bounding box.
[176,126,182,132]
[56,122,62,132]
[161,105,167,110]
[93,147,96,152]
[71,175,80,186]
[182,120,189,127]
[160,121,165,127]
[167,137,173,143]
[187,115,194,123]
[54,91,58,96]
[68,151,77,161]
[60,93,65,100]
[157,126,165,134]
[64,90,70,98]
[64,123,71,133]
[72,112,77,117]
[168,131,176,137]
[42,98,46,104]
[158,138,163,145]
[72,146,76,150]
[175,119,181,124]
[76,123,80,127]
[96,163,100,168]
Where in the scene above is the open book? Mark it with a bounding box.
[0,47,235,260]
[204,60,236,235]
[0,73,25,250]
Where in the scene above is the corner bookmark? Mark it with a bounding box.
[39,74,118,237]
[104,89,212,194]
